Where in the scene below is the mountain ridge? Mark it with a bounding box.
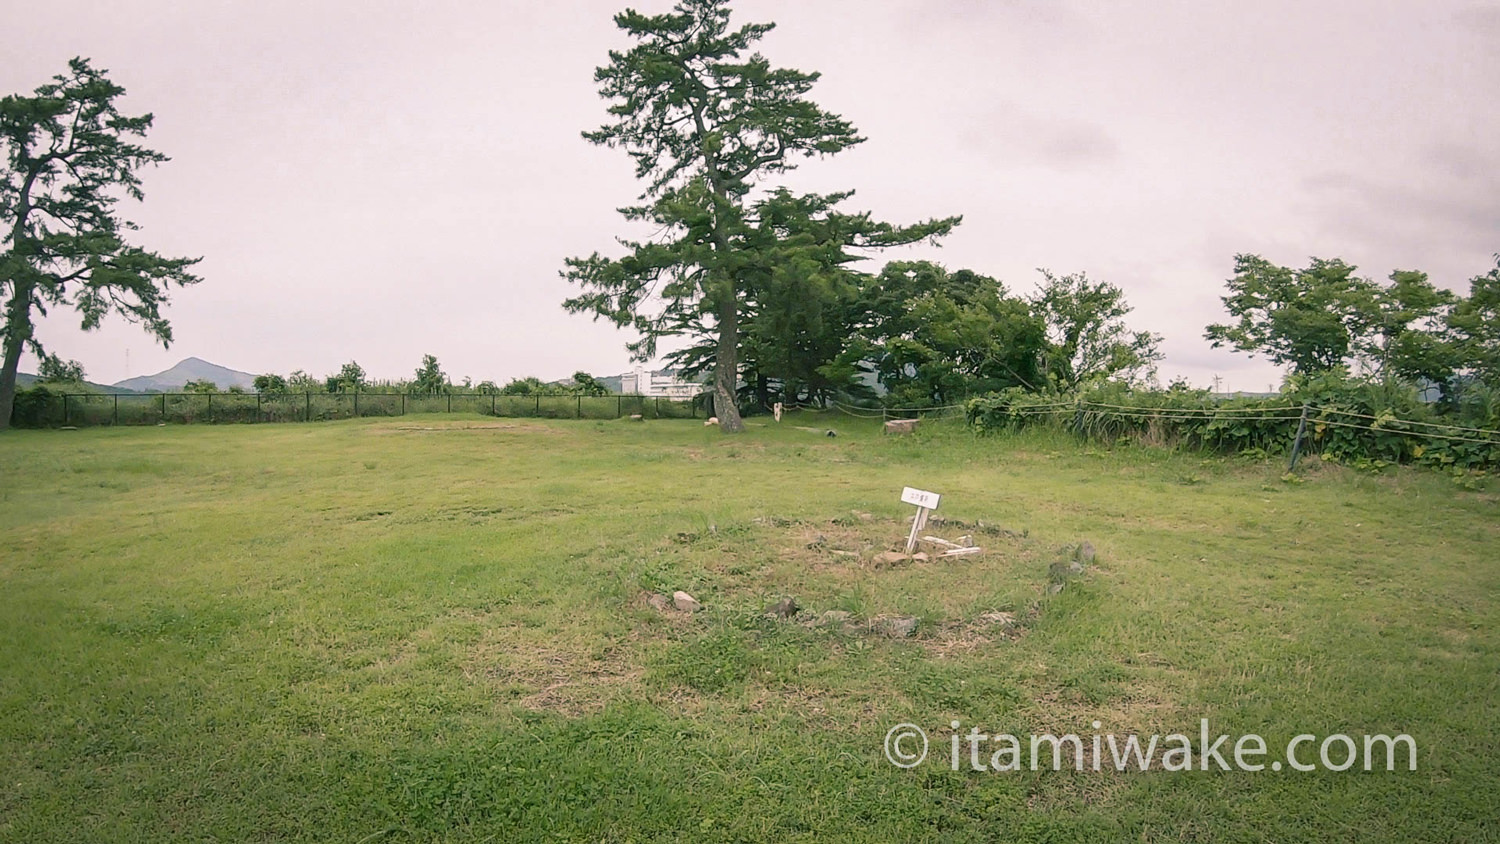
[112,357,258,392]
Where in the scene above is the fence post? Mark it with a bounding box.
[655,397,660,419]
[161,393,167,423]
[305,392,311,422]
[447,393,452,414]
[1287,403,1311,472]
[577,395,582,419]
[535,395,540,416]
[113,394,119,426]
[63,394,70,426]
[617,395,622,418]
[354,391,359,417]
[256,393,262,422]
[491,393,497,416]
[207,392,213,423]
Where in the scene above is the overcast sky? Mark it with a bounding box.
[5,0,1497,391]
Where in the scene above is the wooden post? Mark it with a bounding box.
[113,394,119,426]
[207,392,212,422]
[577,395,582,419]
[1287,403,1311,472]
[535,394,540,416]
[354,391,359,417]
[401,393,406,416]
[491,393,496,416]
[63,394,70,426]
[617,395,622,418]
[305,392,311,422]
[161,393,167,423]
[900,488,941,554]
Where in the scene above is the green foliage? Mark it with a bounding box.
[1205,255,1375,374]
[181,379,218,394]
[37,353,85,383]
[967,372,1500,469]
[252,373,287,394]
[412,354,447,396]
[1449,256,1500,388]
[1033,269,1161,390]
[324,361,366,394]
[286,370,319,393]
[7,383,57,426]
[563,0,956,430]
[569,371,609,396]
[1,57,201,429]
[862,261,1045,407]
[1205,254,1476,392]
[498,376,549,396]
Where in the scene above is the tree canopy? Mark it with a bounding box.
[563,0,955,431]
[1,57,201,430]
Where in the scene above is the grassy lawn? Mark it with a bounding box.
[1,414,1496,842]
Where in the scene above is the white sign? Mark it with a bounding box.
[901,487,940,510]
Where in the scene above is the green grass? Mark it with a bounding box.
[1,414,1496,842]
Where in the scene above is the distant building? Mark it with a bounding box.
[620,366,702,399]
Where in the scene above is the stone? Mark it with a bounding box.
[1075,541,1096,564]
[879,616,919,638]
[767,596,799,619]
[628,413,644,421]
[1049,560,1086,581]
[644,591,671,612]
[883,418,919,435]
[874,550,910,567]
[672,590,702,612]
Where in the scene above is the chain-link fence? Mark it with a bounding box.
[10,392,703,428]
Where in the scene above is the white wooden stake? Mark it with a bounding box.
[901,487,940,554]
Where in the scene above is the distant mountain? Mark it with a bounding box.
[15,372,142,394]
[112,357,257,392]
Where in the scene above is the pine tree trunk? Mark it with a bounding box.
[0,281,34,431]
[714,296,745,432]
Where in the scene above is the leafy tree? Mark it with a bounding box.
[1032,269,1161,390]
[182,379,217,394]
[286,370,319,393]
[860,261,1047,407]
[498,376,549,396]
[1205,255,1376,375]
[0,58,201,430]
[475,380,500,395]
[253,373,288,394]
[37,353,84,382]
[325,361,366,394]
[412,354,447,395]
[569,371,609,396]
[562,0,954,431]
[1449,256,1500,388]
[661,191,955,408]
[1361,269,1457,388]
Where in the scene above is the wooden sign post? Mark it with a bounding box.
[901,487,941,554]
